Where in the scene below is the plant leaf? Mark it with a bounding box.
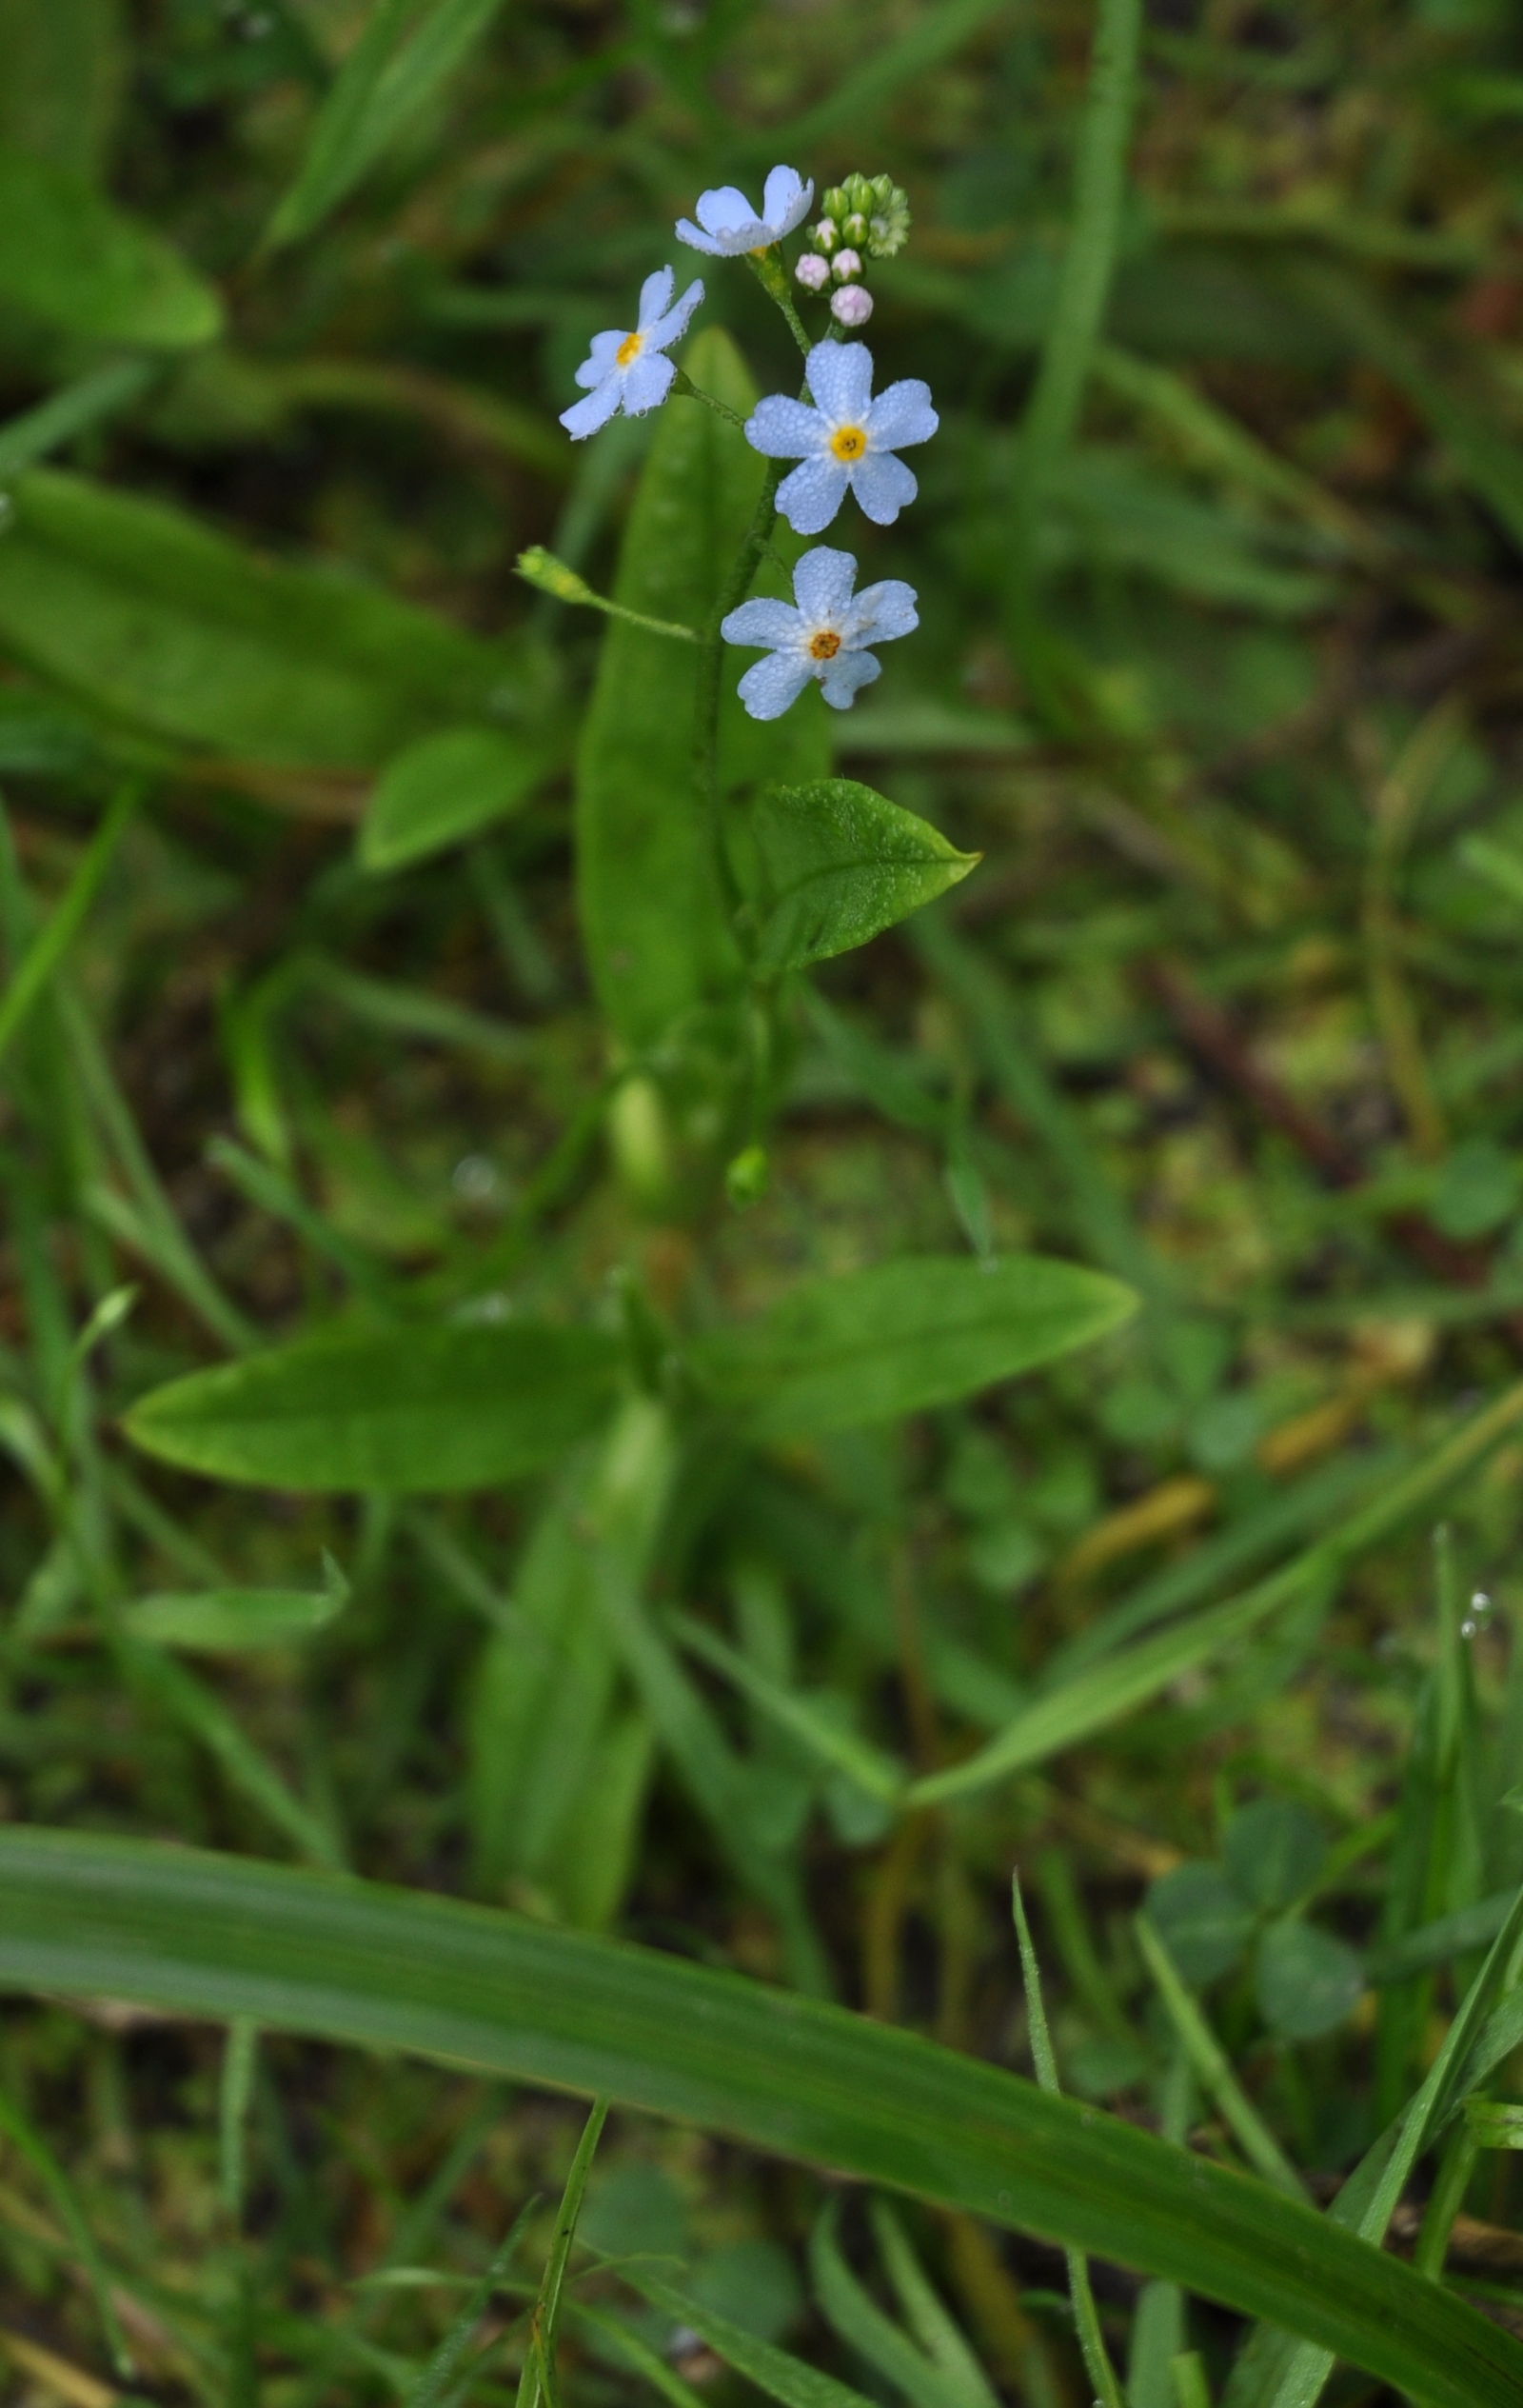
[688,1253,1137,1442]
[0,1830,1515,2408]
[0,469,516,769]
[360,724,560,872]
[122,1322,624,1493]
[746,781,979,974]
[0,143,221,346]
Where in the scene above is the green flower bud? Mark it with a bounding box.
[843,210,869,245]
[821,186,848,222]
[811,217,839,253]
[725,1144,769,1207]
[864,181,911,258]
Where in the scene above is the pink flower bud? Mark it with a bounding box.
[812,219,838,253]
[795,252,830,291]
[832,249,862,283]
[830,283,874,328]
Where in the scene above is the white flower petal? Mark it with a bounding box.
[696,186,763,241]
[818,650,880,709]
[575,328,627,387]
[676,218,725,255]
[560,377,623,440]
[636,266,675,329]
[791,545,858,624]
[806,340,874,426]
[745,394,824,458]
[722,597,804,647]
[776,454,850,534]
[865,378,938,450]
[646,275,704,352]
[762,164,814,237]
[848,578,919,644]
[622,351,676,415]
[738,650,816,721]
[848,447,917,524]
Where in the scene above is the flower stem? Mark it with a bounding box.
[669,368,746,429]
[514,547,699,641]
[745,249,813,360]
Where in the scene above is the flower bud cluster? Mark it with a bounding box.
[795,171,909,325]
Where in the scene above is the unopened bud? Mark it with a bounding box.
[831,283,873,328]
[821,186,848,222]
[832,249,862,282]
[842,211,869,245]
[515,545,595,605]
[796,251,830,290]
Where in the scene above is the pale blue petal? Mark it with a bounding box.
[745,394,823,458]
[848,447,917,524]
[819,650,880,709]
[738,651,816,720]
[865,379,939,450]
[575,328,626,388]
[848,578,919,644]
[722,598,804,647]
[762,165,814,237]
[806,340,874,426]
[637,266,675,329]
[646,276,703,351]
[560,378,623,439]
[676,218,724,255]
[792,545,858,623]
[622,351,676,415]
[776,454,850,534]
[693,187,765,250]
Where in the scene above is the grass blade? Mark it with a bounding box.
[0,1830,1516,2408]
[0,783,138,1075]
[516,2097,607,2408]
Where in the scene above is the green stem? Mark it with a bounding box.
[1008,0,1143,703]
[1414,2121,1480,2279]
[670,368,747,429]
[514,547,698,641]
[745,248,814,359]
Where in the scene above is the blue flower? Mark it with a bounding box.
[745,342,937,534]
[721,546,918,720]
[560,267,703,440]
[677,166,814,258]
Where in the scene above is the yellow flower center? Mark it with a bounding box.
[830,424,867,462]
[616,330,643,368]
[808,629,841,660]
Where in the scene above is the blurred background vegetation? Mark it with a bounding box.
[9,0,1523,2399]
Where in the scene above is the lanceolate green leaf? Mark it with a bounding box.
[0,144,221,347]
[747,781,979,974]
[0,1830,1513,2408]
[360,724,561,872]
[122,1322,624,1493]
[688,1254,1137,1441]
[575,328,828,1047]
[0,470,515,770]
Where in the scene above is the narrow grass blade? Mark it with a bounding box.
[670,1611,906,1804]
[811,2201,968,2408]
[1012,1874,1124,2408]
[910,1376,1523,1806]
[0,783,138,1075]
[0,2074,134,2378]
[516,2097,607,2408]
[1135,1919,1303,2199]
[867,2199,999,2408]
[124,1639,345,1871]
[0,360,160,487]
[406,2192,539,2408]
[219,2018,258,2223]
[0,1831,1516,2408]
[616,2262,878,2408]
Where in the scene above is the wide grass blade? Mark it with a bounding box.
[0,1830,1513,2408]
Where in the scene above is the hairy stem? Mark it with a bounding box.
[693,456,783,929]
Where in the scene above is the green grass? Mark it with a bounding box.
[7,1,1523,2405]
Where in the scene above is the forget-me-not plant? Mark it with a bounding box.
[560,266,704,439]
[545,160,929,768]
[722,547,917,718]
[744,340,937,535]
